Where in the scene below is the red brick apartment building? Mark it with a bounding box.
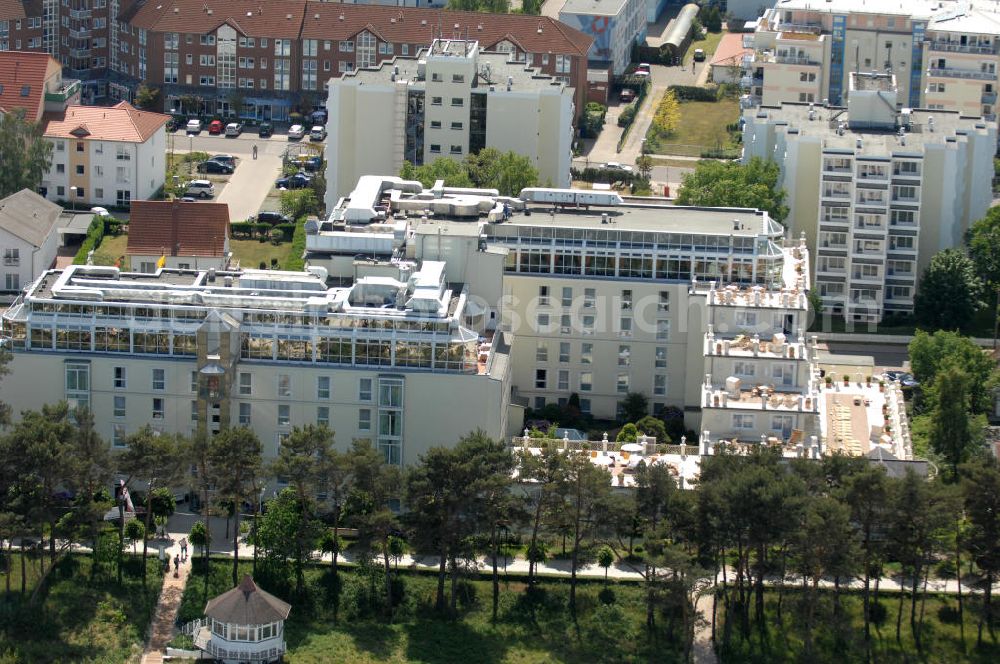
[0,0,592,121]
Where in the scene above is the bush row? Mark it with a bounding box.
[571,167,648,188]
[283,217,308,272]
[72,216,105,265]
[230,221,297,241]
[668,84,721,102]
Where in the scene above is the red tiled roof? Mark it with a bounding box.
[129,0,592,56]
[709,32,752,68]
[42,101,169,142]
[301,5,592,57]
[130,0,307,38]
[127,200,229,258]
[0,51,57,122]
[0,0,26,21]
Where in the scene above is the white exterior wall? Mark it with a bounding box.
[484,89,572,189]
[130,253,229,272]
[0,227,59,292]
[43,127,167,207]
[0,351,509,467]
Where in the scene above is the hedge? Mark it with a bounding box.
[617,104,637,128]
[282,217,308,271]
[571,167,647,189]
[72,216,105,265]
[668,85,720,102]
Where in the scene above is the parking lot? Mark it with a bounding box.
[167,125,324,221]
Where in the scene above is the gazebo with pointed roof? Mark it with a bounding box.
[194,575,291,664]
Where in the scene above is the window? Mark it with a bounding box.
[95,188,103,199]
[429,144,441,153]
[890,235,915,251]
[619,317,632,337]
[799,72,816,82]
[536,341,548,362]
[199,76,215,86]
[535,369,547,389]
[359,378,372,401]
[114,366,127,389]
[152,398,164,419]
[75,165,84,175]
[238,372,252,395]
[620,289,632,310]
[538,285,549,305]
[358,408,371,431]
[65,363,90,409]
[559,342,570,363]
[278,404,290,426]
[658,291,670,312]
[191,401,198,423]
[450,145,462,154]
[654,375,667,396]
[655,347,667,368]
[185,53,193,65]
[2,248,19,268]
[452,73,464,82]
[561,287,573,308]
[113,424,126,448]
[450,121,463,130]
[734,361,757,377]
[401,44,409,56]
[199,54,215,66]
[113,396,126,418]
[618,345,630,366]
[356,30,375,68]
[616,373,630,394]
[430,120,442,129]
[277,374,291,397]
[200,35,215,46]
[317,406,330,426]
[537,313,550,330]
[798,92,815,102]
[152,368,165,391]
[317,376,331,399]
[580,371,593,391]
[583,288,595,308]
[558,370,569,390]
[339,40,354,52]
[891,210,916,226]
[238,402,251,426]
[656,320,670,341]
[555,54,570,73]
[581,343,592,364]
[302,39,317,57]
[560,314,571,334]
[451,97,463,107]
[56,164,65,174]
[4,273,17,291]
[733,414,756,430]
[431,96,442,106]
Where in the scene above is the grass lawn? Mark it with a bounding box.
[181,558,680,664]
[230,238,294,270]
[648,157,702,169]
[684,30,727,66]
[0,551,164,663]
[718,588,999,663]
[645,96,741,157]
[90,233,130,268]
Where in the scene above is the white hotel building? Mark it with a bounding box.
[1,176,818,462]
[744,71,995,323]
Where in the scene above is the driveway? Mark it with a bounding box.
[170,131,289,221]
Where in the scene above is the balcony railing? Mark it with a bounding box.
[44,79,81,103]
[983,91,997,104]
[773,22,822,34]
[763,53,821,66]
[926,66,997,81]
[927,41,997,55]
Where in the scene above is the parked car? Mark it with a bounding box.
[225,122,243,137]
[210,154,236,167]
[180,196,197,202]
[287,124,305,140]
[275,173,311,190]
[302,156,323,172]
[255,211,292,225]
[310,110,328,125]
[90,206,111,217]
[619,88,635,103]
[636,62,650,73]
[258,122,273,138]
[185,180,215,199]
[208,120,225,135]
[309,126,327,141]
[693,48,706,62]
[185,119,202,134]
[197,160,234,174]
[604,161,633,172]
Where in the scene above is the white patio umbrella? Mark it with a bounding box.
[620,443,644,453]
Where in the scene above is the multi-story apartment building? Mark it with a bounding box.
[743,72,996,323]
[40,100,168,208]
[0,50,80,121]
[324,39,574,204]
[0,2,593,113]
[749,0,1000,122]
[558,0,647,77]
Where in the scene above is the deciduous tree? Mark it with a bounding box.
[676,157,788,222]
[209,427,263,586]
[0,109,54,198]
[914,249,983,333]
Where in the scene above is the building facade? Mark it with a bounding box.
[126,200,230,271]
[748,0,1000,122]
[743,72,996,323]
[0,50,80,121]
[0,189,62,293]
[324,39,574,205]
[40,101,169,208]
[558,0,647,77]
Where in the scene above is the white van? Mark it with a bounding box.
[185,180,215,199]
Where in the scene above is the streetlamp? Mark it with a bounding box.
[69,186,77,212]
[188,134,194,175]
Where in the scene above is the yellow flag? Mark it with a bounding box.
[157,254,166,269]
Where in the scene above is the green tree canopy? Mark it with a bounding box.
[927,365,986,478]
[913,249,983,333]
[400,158,473,189]
[676,157,788,222]
[464,148,539,197]
[0,109,54,199]
[968,206,1000,288]
[908,329,998,414]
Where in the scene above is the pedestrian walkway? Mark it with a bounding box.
[140,533,192,664]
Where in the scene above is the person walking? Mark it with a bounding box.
[173,554,180,578]
[252,144,258,160]
[180,538,188,562]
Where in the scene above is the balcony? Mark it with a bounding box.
[702,384,820,413]
[760,52,821,66]
[983,91,997,104]
[69,48,91,59]
[927,41,997,55]
[926,66,996,81]
[69,28,91,40]
[44,79,81,103]
[985,113,998,122]
[822,189,850,200]
[704,332,810,361]
[69,8,91,19]
[851,271,882,282]
[773,22,822,34]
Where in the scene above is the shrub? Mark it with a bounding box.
[282,218,307,271]
[668,85,720,102]
[617,104,637,127]
[72,216,105,264]
[598,587,617,605]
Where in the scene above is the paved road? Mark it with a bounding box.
[168,131,311,220]
[541,0,565,18]
[821,341,910,371]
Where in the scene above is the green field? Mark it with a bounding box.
[230,238,295,271]
[180,558,678,664]
[685,30,727,67]
[90,233,129,268]
[718,588,999,664]
[645,97,741,157]
[0,552,164,663]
